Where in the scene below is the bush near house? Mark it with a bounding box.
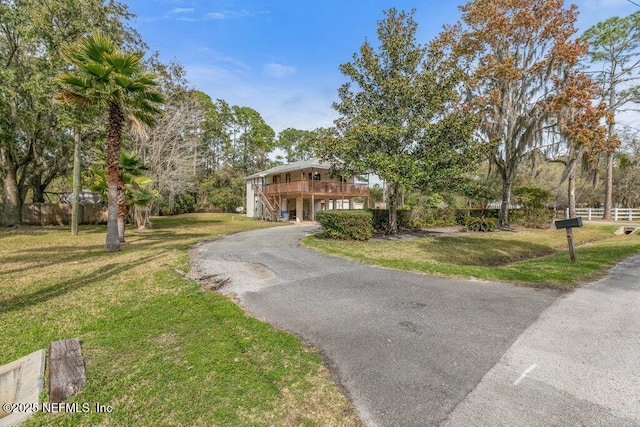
[316,210,373,240]
[465,215,498,232]
[511,185,555,228]
[365,207,556,232]
[510,208,555,229]
[407,206,458,228]
[454,209,499,226]
[368,209,411,233]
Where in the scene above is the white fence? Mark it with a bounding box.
[572,208,640,221]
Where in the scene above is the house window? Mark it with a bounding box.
[313,173,321,181]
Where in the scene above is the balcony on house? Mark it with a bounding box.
[263,180,369,198]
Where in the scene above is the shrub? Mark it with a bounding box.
[407,206,458,228]
[158,192,196,215]
[511,185,554,228]
[316,210,373,240]
[454,209,499,226]
[510,208,554,229]
[465,216,498,232]
[367,209,411,233]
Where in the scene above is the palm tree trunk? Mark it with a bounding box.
[105,102,124,252]
[117,177,127,242]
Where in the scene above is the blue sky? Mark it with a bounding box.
[125,0,639,135]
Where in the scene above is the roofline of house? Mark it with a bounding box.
[245,158,333,180]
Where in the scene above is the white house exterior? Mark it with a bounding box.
[245,159,369,221]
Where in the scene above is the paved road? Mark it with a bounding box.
[192,225,560,426]
[444,255,640,426]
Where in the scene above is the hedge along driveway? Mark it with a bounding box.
[315,210,373,240]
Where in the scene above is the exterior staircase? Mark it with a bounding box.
[255,186,280,221]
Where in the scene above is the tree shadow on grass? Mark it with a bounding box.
[0,230,213,275]
[0,252,166,316]
[421,236,556,266]
[0,244,106,275]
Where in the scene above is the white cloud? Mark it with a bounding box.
[169,7,194,14]
[160,8,253,22]
[205,10,251,20]
[263,63,297,79]
[185,64,338,133]
[137,4,269,23]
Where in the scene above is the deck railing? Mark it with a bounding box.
[263,181,369,197]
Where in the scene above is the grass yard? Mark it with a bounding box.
[0,214,359,426]
[304,224,640,289]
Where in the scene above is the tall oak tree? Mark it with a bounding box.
[438,0,587,226]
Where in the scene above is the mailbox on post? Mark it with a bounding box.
[554,217,583,263]
[554,217,583,229]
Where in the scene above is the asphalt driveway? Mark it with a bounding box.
[191,225,559,426]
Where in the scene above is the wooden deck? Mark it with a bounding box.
[263,181,369,197]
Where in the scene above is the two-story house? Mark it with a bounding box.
[245,158,370,221]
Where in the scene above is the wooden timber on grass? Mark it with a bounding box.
[48,338,86,403]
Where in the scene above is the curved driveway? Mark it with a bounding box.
[191,225,559,426]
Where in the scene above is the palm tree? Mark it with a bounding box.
[87,151,161,233]
[117,151,156,239]
[56,33,163,251]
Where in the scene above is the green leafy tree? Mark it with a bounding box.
[128,175,161,230]
[0,0,140,226]
[116,151,149,240]
[320,8,483,233]
[461,179,499,209]
[57,33,163,251]
[511,185,554,228]
[86,151,160,230]
[277,128,317,162]
[208,99,234,173]
[190,91,223,176]
[613,129,640,208]
[199,167,244,213]
[227,106,275,174]
[369,184,384,205]
[581,11,640,218]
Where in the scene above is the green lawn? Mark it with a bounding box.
[303,225,640,289]
[0,214,359,426]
